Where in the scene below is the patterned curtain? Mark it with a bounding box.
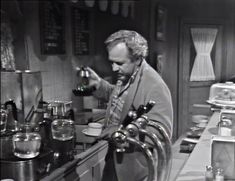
[190,28,218,81]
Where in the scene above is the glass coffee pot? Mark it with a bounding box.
[73,66,96,96]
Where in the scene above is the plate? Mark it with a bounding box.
[196,123,207,128]
[82,129,100,137]
[193,119,208,124]
[207,100,235,109]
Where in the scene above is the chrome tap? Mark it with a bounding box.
[126,116,168,181]
[111,130,156,181]
[121,100,155,129]
[148,121,172,181]
[127,137,155,181]
[109,100,172,181]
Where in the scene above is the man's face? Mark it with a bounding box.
[108,42,136,80]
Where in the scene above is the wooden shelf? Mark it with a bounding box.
[189,80,216,88]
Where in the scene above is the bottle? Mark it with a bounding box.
[205,165,213,181]
[215,168,224,181]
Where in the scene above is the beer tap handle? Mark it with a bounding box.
[136,100,156,118]
[121,110,137,128]
[145,100,156,113]
[136,105,147,118]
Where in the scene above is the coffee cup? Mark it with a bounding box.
[86,123,103,136]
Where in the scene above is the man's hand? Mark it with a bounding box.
[86,67,102,90]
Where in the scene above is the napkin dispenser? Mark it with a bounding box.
[211,135,235,180]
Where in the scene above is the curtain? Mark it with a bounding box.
[190,28,218,81]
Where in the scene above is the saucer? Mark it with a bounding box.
[82,129,100,137]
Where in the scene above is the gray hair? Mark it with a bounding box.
[105,30,148,59]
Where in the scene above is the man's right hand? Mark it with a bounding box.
[86,67,102,90]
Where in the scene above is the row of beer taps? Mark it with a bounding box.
[110,100,172,181]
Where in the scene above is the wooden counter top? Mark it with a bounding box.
[175,112,234,181]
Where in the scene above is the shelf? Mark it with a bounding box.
[189,80,216,88]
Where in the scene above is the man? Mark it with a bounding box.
[87,30,173,181]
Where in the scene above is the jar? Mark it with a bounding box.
[51,119,75,141]
[205,165,213,181]
[218,117,232,136]
[215,168,224,181]
[12,132,41,159]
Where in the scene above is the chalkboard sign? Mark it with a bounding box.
[72,8,90,55]
[39,1,65,54]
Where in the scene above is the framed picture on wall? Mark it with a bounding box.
[155,5,167,41]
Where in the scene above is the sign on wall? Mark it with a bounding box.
[72,7,90,55]
[39,1,66,54]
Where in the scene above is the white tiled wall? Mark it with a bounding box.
[27,35,75,102]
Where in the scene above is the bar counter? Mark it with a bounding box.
[175,111,234,181]
[41,140,108,181]
[41,111,234,181]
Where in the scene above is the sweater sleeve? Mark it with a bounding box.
[132,69,173,138]
[145,82,173,138]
